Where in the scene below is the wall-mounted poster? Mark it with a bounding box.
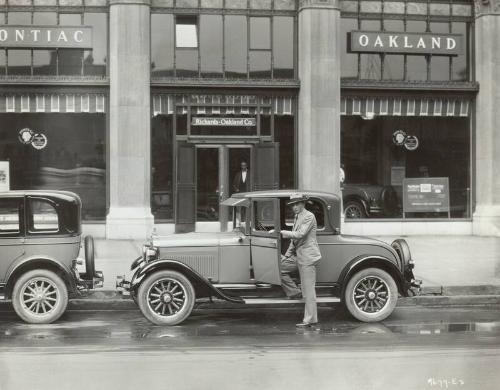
[0,161,10,191]
[402,177,450,214]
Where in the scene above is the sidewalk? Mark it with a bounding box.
[82,235,500,294]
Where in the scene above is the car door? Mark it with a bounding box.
[0,197,25,282]
[250,198,281,285]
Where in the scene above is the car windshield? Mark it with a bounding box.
[232,206,248,233]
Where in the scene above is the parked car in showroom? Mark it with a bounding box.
[342,183,401,219]
[117,190,420,326]
[0,190,102,323]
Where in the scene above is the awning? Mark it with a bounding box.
[0,93,107,114]
[341,96,471,117]
[152,94,294,116]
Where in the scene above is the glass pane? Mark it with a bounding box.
[152,115,174,221]
[59,13,82,26]
[430,56,450,81]
[175,49,198,77]
[250,17,271,50]
[0,113,107,220]
[176,16,198,48]
[200,15,223,78]
[176,113,188,135]
[30,199,59,232]
[33,50,57,75]
[7,50,31,76]
[406,20,427,33]
[249,51,271,78]
[58,49,83,75]
[225,15,247,78]
[341,116,471,219]
[384,55,404,80]
[8,12,31,25]
[33,12,57,25]
[151,13,174,77]
[84,13,108,76]
[197,148,219,221]
[407,55,427,81]
[341,18,358,79]
[275,116,295,189]
[253,200,275,232]
[273,16,294,78]
[359,20,381,80]
[0,50,6,75]
[0,199,20,234]
[260,114,271,136]
[452,22,468,81]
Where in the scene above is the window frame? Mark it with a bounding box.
[26,196,61,235]
[0,197,24,238]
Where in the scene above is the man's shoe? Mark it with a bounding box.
[296,322,312,328]
[288,293,302,300]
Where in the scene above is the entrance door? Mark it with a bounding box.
[175,142,279,233]
[250,198,281,284]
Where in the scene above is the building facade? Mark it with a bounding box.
[0,0,499,238]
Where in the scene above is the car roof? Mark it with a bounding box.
[232,190,341,203]
[0,190,82,203]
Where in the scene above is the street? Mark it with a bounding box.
[0,305,499,390]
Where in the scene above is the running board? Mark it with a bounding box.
[243,297,341,305]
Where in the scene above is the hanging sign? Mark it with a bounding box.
[0,161,9,192]
[192,117,256,127]
[0,26,92,49]
[349,31,463,56]
[403,177,450,213]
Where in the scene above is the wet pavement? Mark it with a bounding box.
[0,306,499,390]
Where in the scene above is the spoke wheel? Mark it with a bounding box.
[344,201,367,219]
[137,270,195,326]
[12,270,68,324]
[344,268,398,323]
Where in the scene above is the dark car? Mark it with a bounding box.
[0,190,102,323]
[117,190,420,326]
[342,184,401,219]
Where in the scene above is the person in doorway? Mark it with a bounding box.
[280,193,322,328]
[232,161,249,193]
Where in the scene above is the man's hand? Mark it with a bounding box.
[281,255,287,261]
[281,230,292,239]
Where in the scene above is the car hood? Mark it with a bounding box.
[152,231,244,248]
[339,234,393,249]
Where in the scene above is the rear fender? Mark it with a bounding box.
[5,258,77,299]
[133,259,244,304]
[339,255,407,300]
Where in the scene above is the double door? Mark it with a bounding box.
[175,142,279,233]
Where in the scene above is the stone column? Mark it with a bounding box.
[297,0,341,195]
[106,0,154,239]
[473,0,500,236]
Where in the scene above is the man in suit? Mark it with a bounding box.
[232,161,249,194]
[280,193,322,328]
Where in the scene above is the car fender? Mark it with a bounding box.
[338,255,406,299]
[342,194,370,215]
[5,257,77,299]
[133,259,244,304]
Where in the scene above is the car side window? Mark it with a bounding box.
[252,200,276,233]
[306,199,325,230]
[0,198,22,235]
[29,199,59,233]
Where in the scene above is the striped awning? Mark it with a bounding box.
[341,97,471,117]
[0,93,107,114]
[152,94,294,116]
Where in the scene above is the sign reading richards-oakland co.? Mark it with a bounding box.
[349,31,463,56]
[192,117,257,127]
[0,26,92,49]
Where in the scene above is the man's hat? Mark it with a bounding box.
[287,193,309,205]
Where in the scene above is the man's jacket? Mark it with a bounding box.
[284,209,322,266]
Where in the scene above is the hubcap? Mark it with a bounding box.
[353,276,389,313]
[21,278,59,316]
[147,278,186,317]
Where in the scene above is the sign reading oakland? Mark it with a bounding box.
[349,31,463,56]
[0,26,92,48]
[192,117,257,127]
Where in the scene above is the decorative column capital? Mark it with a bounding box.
[475,0,500,17]
[299,0,340,11]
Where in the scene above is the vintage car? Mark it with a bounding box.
[0,190,102,324]
[117,190,420,326]
[342,183,401,219]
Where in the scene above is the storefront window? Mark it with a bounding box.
[341,114,470,219]
[200,15,223,78]
[0,113,106,220]
[83,13,108,77]
[275,116,295,189]
[7,50,32,76]
[273,16,294,78]
[224,15,248,78]
[452,22,469,81]
[33,50,57,76]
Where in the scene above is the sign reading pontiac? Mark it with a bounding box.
[349,31,463,56]
[0,26,92,49]
[192,117,256,126]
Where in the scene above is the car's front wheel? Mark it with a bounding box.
[12,269,69,324]
[344,200,367,219]
[137,270,195,326]
[344,268,398,322]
